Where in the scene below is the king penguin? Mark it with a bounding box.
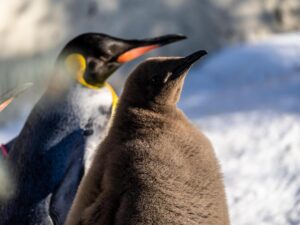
[65,50,230,225]
[0,33,186,225]
[0,83,32,202]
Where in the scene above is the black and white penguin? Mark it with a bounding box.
[0,33,186,225]
[0,83,32,202]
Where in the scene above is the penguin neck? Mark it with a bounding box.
[47,67,117,110]
[112,100,180,132]
[119,96,177,113]
[46,70,118,112]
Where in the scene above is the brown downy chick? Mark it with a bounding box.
[65,50,230,225]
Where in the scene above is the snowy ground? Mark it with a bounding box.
[1,33,300,224]
[195,112,300,225]
[180,32,300,225]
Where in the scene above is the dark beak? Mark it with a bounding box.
[116,34,186,63]
[171,50,207,78]
[0,83,33,112]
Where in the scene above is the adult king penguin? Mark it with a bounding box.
[66,50,230,225]
[0,33,185,225]
[0,82,33,160]
[0,83,32,202]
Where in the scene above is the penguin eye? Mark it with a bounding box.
[107,63,116,70]
[108,44,119,54]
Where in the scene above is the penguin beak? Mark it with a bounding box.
[0,98,14,112]
[0,83,33,112]
[171,50,207,79]
[116,34,186,63]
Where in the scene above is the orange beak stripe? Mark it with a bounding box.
[0,98,14,112]
[117,45,160,63]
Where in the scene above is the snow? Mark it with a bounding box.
[196,112,300,225]
[1,32,300,224]
[179,32,300,225]
[3,0,298,60]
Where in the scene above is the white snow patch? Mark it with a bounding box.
[197,112,300,225]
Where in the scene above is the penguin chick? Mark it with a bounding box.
[65,50,230,225]
[0,33,186,225]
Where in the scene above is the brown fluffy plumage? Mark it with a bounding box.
[65,52,230,225]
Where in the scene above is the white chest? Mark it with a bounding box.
[69,84,114,172]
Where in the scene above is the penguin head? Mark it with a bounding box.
[122,50,207,107]
[57,33,186,89]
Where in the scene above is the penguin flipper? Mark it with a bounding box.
[49,143,85,225]
[21,129,85,203]
[1,131,85,225]
[41,129,85,195]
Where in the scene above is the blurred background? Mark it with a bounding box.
[0,0,300,224]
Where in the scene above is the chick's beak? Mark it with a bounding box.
[171,50,207,78]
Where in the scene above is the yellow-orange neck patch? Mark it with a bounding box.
[104,83,118,114]
[65,54,102,90]
[65,53,118,114]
